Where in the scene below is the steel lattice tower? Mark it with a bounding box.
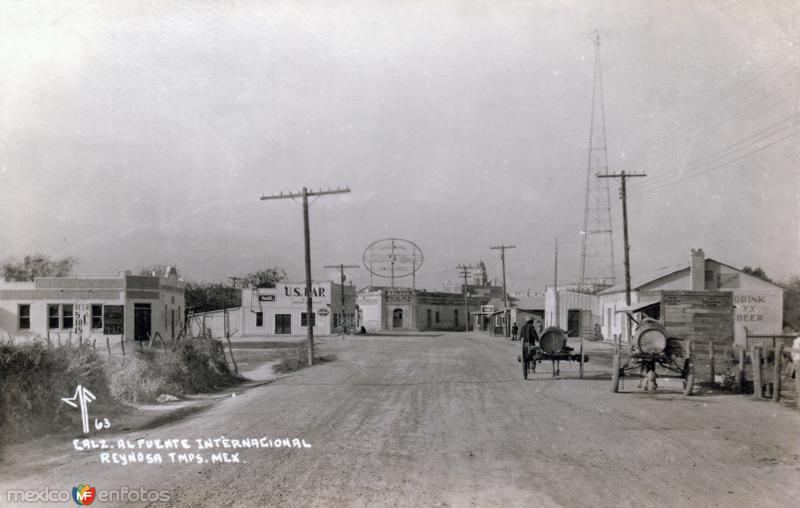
[579,34,616,292]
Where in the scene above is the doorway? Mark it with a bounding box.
[275,314,292,334]
[567,309,580,337]
[392,308,403,328]
[134,303,151,341]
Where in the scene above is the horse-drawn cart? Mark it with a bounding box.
[611,316,695,394]
[520,326,589,379]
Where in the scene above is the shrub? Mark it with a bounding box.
[272,342,331,374]
[0,342,115,445]
[108,335,240,403]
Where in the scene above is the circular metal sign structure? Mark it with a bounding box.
[362,238,424,282]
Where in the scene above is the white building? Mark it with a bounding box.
[191,281,356,338]
[597,249,784,345]
[0,268,186,343]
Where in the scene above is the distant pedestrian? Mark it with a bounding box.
[511,323,519,341]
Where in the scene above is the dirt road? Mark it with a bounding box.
[2,332,799,507]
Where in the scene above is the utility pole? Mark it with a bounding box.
[260,186,351,367]
[324,263,359,335]
[457,264,475,332]
[489,244,515,337]
[554,238,558,329]
[598,171,646,345]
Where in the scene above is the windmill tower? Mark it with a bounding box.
[579,34,616,292]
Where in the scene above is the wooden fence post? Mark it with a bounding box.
[751,346,762,399]
[708,342,715,384]
[106,336,111,356]
[773,345,782,403]
[736,348,745,393]
[796,359,800,410]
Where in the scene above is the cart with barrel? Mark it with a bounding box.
[519,326,589,379]
[611,315,695,394]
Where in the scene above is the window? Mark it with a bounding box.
[435,311,440,323]
[256,312,263,327]
[18,304,30,330]
[103,305,124,335]
[62,304,74,330]
[301,312,316,327]
[48,304,60,329]
[91,304,103,329]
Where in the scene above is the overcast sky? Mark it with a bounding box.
[1,0,798,291]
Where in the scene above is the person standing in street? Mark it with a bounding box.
[511,322,519,341]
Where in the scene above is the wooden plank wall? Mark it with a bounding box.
[662,290,734,346]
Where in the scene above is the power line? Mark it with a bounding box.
[629,112,800,193]
[628,129,800,197]
[630,63,799,172]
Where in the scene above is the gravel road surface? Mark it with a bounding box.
[2,332,798,507]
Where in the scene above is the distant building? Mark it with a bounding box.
[358,286,489,332]
[0,268,186,343]
[191,281,356,338]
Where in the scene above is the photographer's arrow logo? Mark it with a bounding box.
[62,385,96,434]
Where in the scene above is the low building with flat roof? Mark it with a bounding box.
[0,267,186,343]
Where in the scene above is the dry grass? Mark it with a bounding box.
[0,335,242,445]
[0,342,116,445]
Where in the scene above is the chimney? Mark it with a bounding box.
[689,249,705,290]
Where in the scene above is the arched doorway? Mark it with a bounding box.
[393,308,404,328]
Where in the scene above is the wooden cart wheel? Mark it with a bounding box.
[682,358,695,396]
[611,348,621,393]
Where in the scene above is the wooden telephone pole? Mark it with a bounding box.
[489,244,515,337]
[260,186,351,366]
[597,171,647,350]
[457,264,475,332]
[324,263,359,335]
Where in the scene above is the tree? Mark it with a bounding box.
[2,254,76,282]
[782,276,800,332]
[741,266,772,282]
[184,267,286,313]
[239,268,286,288]
[185,282,241,314]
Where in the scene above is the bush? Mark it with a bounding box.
[0,342,114,445]
[108,335,240,403]
[272,342,332,374]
